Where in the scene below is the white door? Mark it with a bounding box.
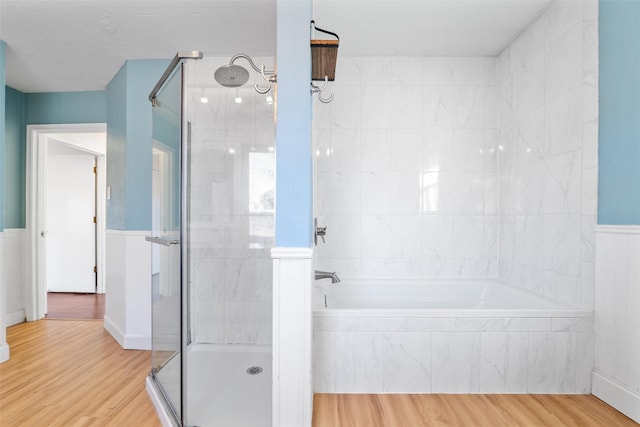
[46,142,96,293]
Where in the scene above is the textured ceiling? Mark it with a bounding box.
[0,0,277,92]
[0,0,553,93]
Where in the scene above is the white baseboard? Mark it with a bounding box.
[124,333,151,350]
[0,343,10,363]
[103,315,151,350]
[592,370,640,423]
[146,376,177,427]
[6,309,26,327]
[104,315,125,348]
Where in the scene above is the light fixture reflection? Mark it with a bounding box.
[200,97,209,104]
[422,172,440,213]
[235,96,243,104]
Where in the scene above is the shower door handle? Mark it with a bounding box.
[145,236,180,246]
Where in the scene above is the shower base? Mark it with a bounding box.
[147,344,272,427]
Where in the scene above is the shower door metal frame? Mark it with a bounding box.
[148,50,202,427]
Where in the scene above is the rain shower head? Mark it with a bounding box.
[214,54,276,94]
[214,64,250,87]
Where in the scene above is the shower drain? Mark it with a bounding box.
[246,366,263,375]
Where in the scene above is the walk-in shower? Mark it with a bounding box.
[146,51,275,427]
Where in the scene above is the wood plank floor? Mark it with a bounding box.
[0,320,160,427]
[46,292,105,320]
[3,320,638,426]
[313,393,640,427]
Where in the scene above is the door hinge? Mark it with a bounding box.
[93,216,97,223]
[94,266,97,273]
[93,166,97,174]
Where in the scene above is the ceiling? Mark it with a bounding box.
[0,0,554,93]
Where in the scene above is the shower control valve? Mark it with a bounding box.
[316,226,327,244]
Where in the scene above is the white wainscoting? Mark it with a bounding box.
[1,229,27,327]
[104,230,152,350]
[593,225,640,423]
[272,247,313,427]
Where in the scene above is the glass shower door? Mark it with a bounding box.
[149,63,184,423]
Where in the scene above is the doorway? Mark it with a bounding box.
[25,124,107,321]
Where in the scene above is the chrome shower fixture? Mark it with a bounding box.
[214,54,276,94]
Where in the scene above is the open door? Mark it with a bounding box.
[45,141,97,293]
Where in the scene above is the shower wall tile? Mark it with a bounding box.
[193,301,225,343]
[224,301,255,344]
[254,302,272,345]
[392,56,423,86]
[361,57,392,86]
[315,55,498,279]
[498,1,597,308]
[188,57,275,345]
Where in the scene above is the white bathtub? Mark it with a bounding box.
[315,278,590,317]
[313,278,594,394]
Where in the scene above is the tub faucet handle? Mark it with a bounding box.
[316,226,327,244]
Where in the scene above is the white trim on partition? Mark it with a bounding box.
[271,247,313,259]
[594,224,640,234]
[271,246,314,427]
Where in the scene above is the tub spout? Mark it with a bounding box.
[315,270,341,283]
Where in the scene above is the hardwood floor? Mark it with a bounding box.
[3,320,638,426]
[0,320,160,426]
[46,292,105,320]
[313,393,640,427]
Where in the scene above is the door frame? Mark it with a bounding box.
[25,123,107,321]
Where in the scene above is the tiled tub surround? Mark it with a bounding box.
[186,57,275,346]
[314,0,597,302]
[312,0,598,396]
[313,279,593,394]
[314,55,500,279]
[497,0,598,308]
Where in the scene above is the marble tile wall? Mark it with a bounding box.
[497,0,598,308]
[314,56,499,278]
[313,315,594,393]
[313,1,598,311]
[187,57,275,345]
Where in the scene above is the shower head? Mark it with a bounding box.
[214,64,250,87]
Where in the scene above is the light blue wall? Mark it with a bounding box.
[26,91,107,124]
[1,88,106,230]
[0,41,6,232]
[125,60,168,230]
[598,0,640,224]
[275,1,313,247]
[106,59,169,231]
[106,63,127,230]
[4,87,26,228]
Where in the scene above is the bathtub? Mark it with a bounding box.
[313,278,594,395]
